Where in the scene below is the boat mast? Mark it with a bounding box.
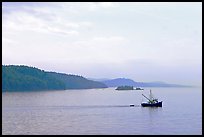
[149,89,153,101]
[142,94,154,104]
[149,89,158,103]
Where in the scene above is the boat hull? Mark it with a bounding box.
[141,101,162,107]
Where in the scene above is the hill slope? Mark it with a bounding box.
[48,72,107,89]
[2,65,107,92]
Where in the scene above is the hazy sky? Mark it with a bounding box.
[2,2,202,86]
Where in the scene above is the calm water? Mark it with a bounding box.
[2,87,202,135]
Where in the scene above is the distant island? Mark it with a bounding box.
[2,65,107,92]
[135,87,144,90]
[115,86,144,90]
[116,86,134,90]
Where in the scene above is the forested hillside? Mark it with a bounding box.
[48,72,107,89]
[2,65,107,92]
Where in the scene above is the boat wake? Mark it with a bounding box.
[44,105,141,109]
[3,105,141,111]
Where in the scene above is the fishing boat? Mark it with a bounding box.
[141,90,162,107]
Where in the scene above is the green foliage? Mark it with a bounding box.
[115,85,134,90]
[47,72,107,89]
[2,65,65,91]
[2,65,107,92]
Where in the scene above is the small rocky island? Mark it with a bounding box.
[135,87,144,90]
[115,86,144,90]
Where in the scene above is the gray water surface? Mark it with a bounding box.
[2,87,202,135]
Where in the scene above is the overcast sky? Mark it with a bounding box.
[2,2,202,86]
